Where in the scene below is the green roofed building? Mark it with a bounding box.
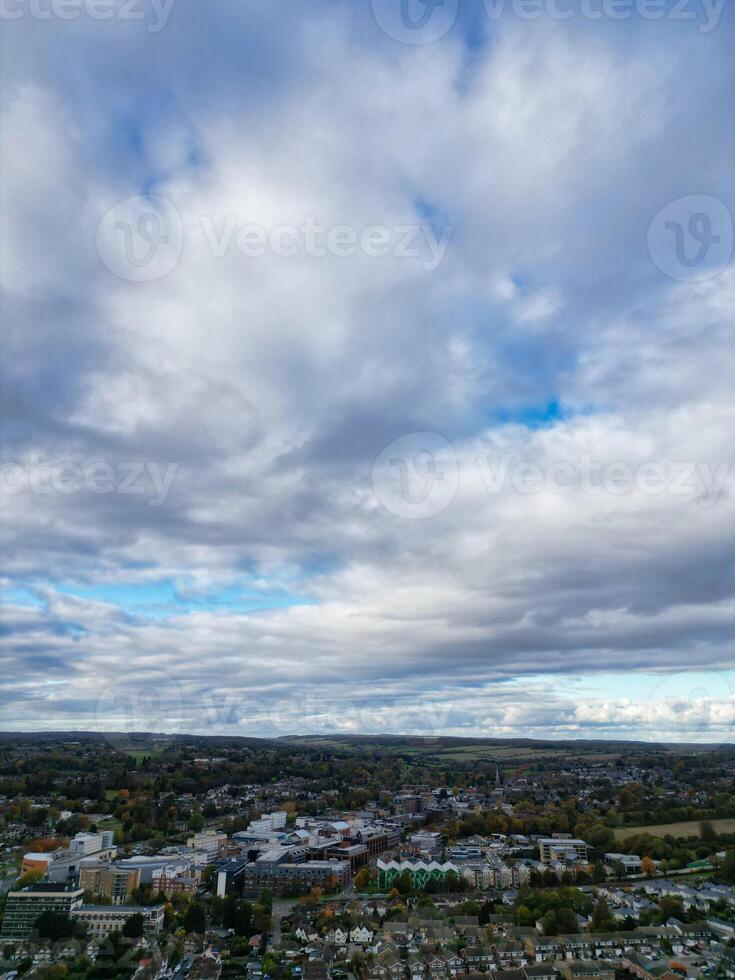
[376,859,459,889]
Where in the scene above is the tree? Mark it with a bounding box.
[700,821,717,844]
[590,897,616,933]
[720,849,735,884]
[122,913,145,938]
[35,911,75,941]
[540,910,559,936]
[234,902,252,938]
[659,895,685,922]
[354,867,370,891]
[182,901,206,935]
[556,908,578,933]
[478,901,493,926]
[641,856,657,878]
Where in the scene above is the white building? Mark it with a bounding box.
[70,832,116,856]
[72,903,165,939]
[187,832,227,861]
[247,811,287,834]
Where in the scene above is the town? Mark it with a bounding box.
[1,735,734,980]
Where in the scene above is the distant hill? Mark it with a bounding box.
[0,730,731,754]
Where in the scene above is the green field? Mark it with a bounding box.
[614,818,735,840]
[430,745,576,762]
[281,736,622,765]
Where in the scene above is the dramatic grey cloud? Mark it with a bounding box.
[1,0,734,739]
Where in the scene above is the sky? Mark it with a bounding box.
[1,0,734,744]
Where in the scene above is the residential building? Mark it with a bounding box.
[377,859,459,889]
[79,863,141,904]
[242,858,350,898]
[151,873,198,898]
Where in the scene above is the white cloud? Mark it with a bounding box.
[1,5,733,737]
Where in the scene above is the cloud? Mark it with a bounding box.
[0,2,734,738]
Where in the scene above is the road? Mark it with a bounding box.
[270,898,301,949]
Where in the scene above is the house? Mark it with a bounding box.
[495,970,526,980]
[495,941,528,967]
[558,935,592,960]
[383,922,410,944]
[531,937,564,963]
[188,949,223,980]
[464,946,495,969]
[407,954,425,980]
[425,955,448,979]
[452,916,480,933]
[675,922,712,942]
[524,964,558,980]
[558,962,616,980]
[590,934,620,957]
[303,960,329,980]
[444,953,465,976]
[366,950,405,980]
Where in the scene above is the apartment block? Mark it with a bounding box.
[79,863,141,904]
[242,858,350,898]
[151,873,198,897]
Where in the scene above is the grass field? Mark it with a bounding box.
[431,746,576,761]
[286,737,617,765]
[614,818,735,840]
